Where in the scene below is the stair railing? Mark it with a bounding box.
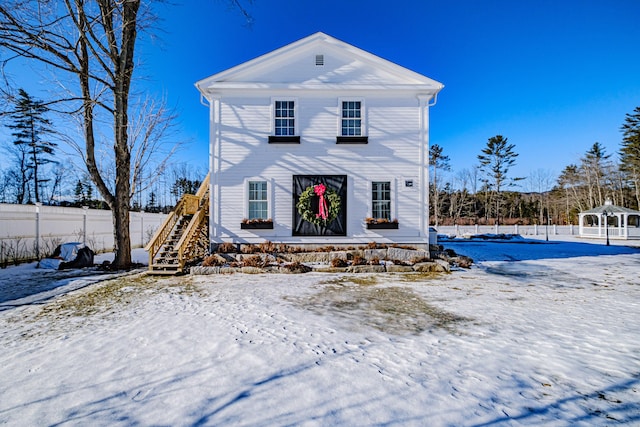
[145,173,210,271]
[175,199,209,271]
[145,202,181,268]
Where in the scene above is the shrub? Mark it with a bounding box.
[258,241,278,253]
[202,255,224,267]
[331,258,348,268]
[242,255,263,267]
[352,255,366,266]
[217,242,236,253]
[283,261,311,273]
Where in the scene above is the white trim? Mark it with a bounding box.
[368,179,397,220]
[417,95,429,237]
[195,32,444,92]
[243,177,273,220]
[337,97,367,137]
[270,97,299,136]
[210,95,221,241]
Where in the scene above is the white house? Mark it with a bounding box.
[195,32,443,249]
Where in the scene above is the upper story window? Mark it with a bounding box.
[337,99,368,144]
[269,100,300,143]
[341,101,362,136]
[372,181,391,220]
[275,101,295,136]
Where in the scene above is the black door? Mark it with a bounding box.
[293,175,347,236]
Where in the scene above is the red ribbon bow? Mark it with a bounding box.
[314,184,328,221]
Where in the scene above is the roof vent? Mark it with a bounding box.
[315,54,324,66]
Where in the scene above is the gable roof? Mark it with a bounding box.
[582,204,640,215]
[196,32,443,95]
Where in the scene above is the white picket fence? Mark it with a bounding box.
[435,224,578,238]
[0,203,166,264]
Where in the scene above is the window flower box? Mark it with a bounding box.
[241,219,274,229]
[365,218,399,229]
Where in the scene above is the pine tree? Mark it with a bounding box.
[6,89,56,203]
[477,135,521,225]
[74,180,85,204]
[580,142,611,208]
[620,106,640,209]
[429,144,450,228]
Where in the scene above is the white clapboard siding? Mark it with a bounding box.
[215,95,425,240]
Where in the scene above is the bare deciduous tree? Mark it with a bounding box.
[0,1,147,267]
[0,1,251,267]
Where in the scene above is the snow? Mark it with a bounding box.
[1,239,640,426]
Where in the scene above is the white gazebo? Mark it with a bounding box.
[579,200,640,240]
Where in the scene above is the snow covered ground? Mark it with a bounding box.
[1,239,639,426]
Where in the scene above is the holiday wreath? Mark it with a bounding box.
[296,183,341,226]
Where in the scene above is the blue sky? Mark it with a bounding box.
[5,0,640,190]
[142,0,640,188]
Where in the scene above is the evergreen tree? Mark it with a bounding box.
[580,142,611,208]
[74,179,85,204]
[477,135,521,225]
[146,191,158,213]
[6,89,56,203]
[429,144,450,228]
[620,106,640,209]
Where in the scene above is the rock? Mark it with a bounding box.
[413,261,448,273]
[241,266,265,274]
[281,263,312,274]
[288,252,331,263]
[386,264,415,272]
[387,247,429,263]
[328,251,350,261]
[444,248,457,257]
[347,265,386,273]
[364,248,387,261]
[235,253,276,263]
[313,266,349,273]
[434,259,451,272]
[190,266,239,275]
[453,256,473,268]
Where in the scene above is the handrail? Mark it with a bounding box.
[144,193,188,267]
[195,173,210,199]
[146,173,210,272]
[175,206,208,270]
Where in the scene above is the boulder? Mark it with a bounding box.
[288,252,331,263]
[413,261,449,273]
[241,266,266,274]
[434,259,451,272]
[190,266,239,275]
[347,265,386,273]
[235,253,276,263]
[364,248,387,261]
[386,264,415,273]
[313,266,349,273]
[328,251,350,261]
[387,247,429,263]
[453,255,473,268]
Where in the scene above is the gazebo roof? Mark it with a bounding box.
[581,203,640,215]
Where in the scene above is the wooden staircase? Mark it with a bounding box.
[145,174,209,275]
